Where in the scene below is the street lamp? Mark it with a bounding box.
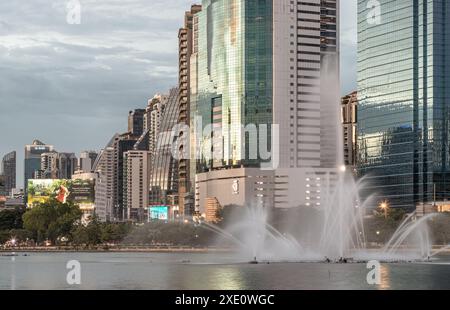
[380,201,389,219]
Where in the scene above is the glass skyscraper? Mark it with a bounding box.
[1,151,16,195]
[191,0,273,172]
[190,0,340,212]
[358,0,450,209]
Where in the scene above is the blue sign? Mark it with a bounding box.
[149,206,169,221]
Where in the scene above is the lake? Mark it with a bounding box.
[1,252,450,290]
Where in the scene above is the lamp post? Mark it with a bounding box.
[380,201,389,219]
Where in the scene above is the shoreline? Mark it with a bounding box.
[0,246,234,254]
[1,246,449,254]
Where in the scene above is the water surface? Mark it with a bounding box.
[1,252,449,290]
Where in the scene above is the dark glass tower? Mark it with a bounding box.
[358,0,450,209]
[1,151,16,195]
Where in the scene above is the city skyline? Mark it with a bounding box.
[0,0,357,188]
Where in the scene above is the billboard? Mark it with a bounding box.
[149,206,169,221]
[70,179,95,210]
[27,179,95,210]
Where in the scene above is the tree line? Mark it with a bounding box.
[0,199,212,248]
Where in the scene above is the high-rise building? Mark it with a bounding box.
[149,88,179,210]
[358,0,450,209]
[40,151,58,179]
[78,151,98,173]
[0,175,6,197]
[190,0,340,213]
[128,109,146,137]
[93,135,118,222]
[38,152,77,179]
[123,150,150,222]
[56,153,78,179]
[113,133,139,221]
[1,151,16,195]
[178,4,202,218]
[342,91,357,168]
[24,140,54,196]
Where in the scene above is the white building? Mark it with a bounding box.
[124,150,150,222]
[93,135,117,222]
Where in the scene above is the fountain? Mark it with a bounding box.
[197,57,448,264]
[201,172,445,263]
[196,57,442,263]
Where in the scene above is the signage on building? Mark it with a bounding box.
[232,180,239,195]
[148,206,169,221]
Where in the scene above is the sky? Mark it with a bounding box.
[0,0,357,188]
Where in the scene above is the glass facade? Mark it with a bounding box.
[358,0,450,209]
[1,151,16,195]
[149,88,179,205]
[192,0,273,173]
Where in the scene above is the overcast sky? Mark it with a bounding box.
[0,0,357,188]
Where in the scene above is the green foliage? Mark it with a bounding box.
[71,216,131,246]
[72,216,102,246]
[123,221,212,246]
[0,207,26,231]
[22,198,82,244]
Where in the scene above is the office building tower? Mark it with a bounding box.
[0,175,6,197]
[93,135,118,222]
[78,151,98,173]
[358,0,450,209]
[56,153,78,179]
[341,91,357,168]
[190,0,340,213]
[1,151,16,195]
[24,140,54,195]
[178,4,202,218]
[123,150,150,222]
[149,88,180,211]
[113,133,139,221]
[128,109,146,137]
[40,151,59,179]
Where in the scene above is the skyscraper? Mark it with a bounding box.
[1,151,16,195]
[149,88,179,209]
[24,140,54,195]
[123,150,150,222]
[113,133,139,221]
[128,109,146,137]
[93,134,118,222]
[358,0,450,209]
[79,151,98,173]
[342,92,358,168]
[178,4,202,218]
[190,0,340,212]
[56,153,78,179]
[40,151,58,179]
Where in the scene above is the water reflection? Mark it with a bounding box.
[378,264,391,290]
[207,268,245,290]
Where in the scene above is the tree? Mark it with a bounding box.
[22,199,82,244]
[0,207,26,231]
